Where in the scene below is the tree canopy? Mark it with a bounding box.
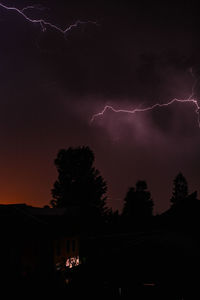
[50,146,108,220]
[171,172,188,205]
[122,180,154,223]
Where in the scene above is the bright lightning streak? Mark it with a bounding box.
[91,76,200,127]
[0,3,97,34]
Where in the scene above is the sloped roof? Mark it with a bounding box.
[0,203,80,235]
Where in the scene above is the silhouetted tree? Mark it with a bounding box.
[50,146,108,220]
[171,172,188,205]
[122,180,153,224]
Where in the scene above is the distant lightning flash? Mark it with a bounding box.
[0,2,97,35]
[91,98,200,126]
[91,75,200,128]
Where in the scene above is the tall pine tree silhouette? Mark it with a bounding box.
[171,172,188,205]
[51,146,108,222]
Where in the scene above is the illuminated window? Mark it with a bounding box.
[66,256,80,268]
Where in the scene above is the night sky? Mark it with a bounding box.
[1,0,200,213]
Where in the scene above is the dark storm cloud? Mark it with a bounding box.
[24,0,200,110]
[3,0,199,101]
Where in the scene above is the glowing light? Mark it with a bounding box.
[66,256,80,268]
[0,3,97,35]
[143,283,156,286]
[91,74,200,128]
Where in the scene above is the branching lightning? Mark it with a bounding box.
[0,2,97,35]
[91,74,200,127]
[1,2,199,129]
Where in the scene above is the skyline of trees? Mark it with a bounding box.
[50,146,196,219]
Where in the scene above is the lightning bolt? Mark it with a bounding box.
[0,2,97,35]
[91,74,200,127]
